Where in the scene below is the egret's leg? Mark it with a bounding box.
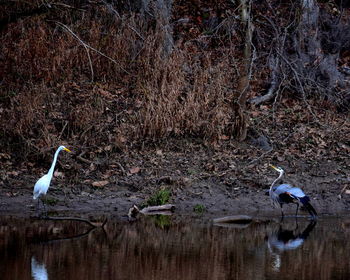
[39,198,43,216]
[38,197,47,217]
[36,198,40,215]
[42,198,47,217]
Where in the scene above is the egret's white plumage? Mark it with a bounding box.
[33,145,71,200]
[31,257,48,280]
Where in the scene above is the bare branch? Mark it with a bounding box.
[101,0,145,40]
[54,21,130,76]
[43,216,107,228]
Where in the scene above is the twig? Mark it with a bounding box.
[101,0,144,40]
[51,3,86,11]
[41,227,97,244]
[55,21,94,80]
[43,216,106,228]
[338,185,349,199]
[54,21,130,77]
[116,162,126,175]
[278,52,323,126]
[249,16,290,106]
[58,121,68,140]
[247,147,273,166]
[77,151,92,164]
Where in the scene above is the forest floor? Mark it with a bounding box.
[1,100,350,219]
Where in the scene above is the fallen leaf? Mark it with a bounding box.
[52,227,62,234]
[0,153,11,159]
[104,145,113,151]
[277,156,284,162]
[130,167,141,174]
[92,180,109,187]
[251,111,260,117]
[54,171,64,178]
[219,135,230,140]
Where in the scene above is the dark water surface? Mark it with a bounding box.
[0,214,350,280]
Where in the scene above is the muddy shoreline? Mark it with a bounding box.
[1,139,349,219]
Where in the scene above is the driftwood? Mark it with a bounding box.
[128,204,175,220]
[42,216,107,228]
[140,204,175,214]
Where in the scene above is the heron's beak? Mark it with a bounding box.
[269,164,278,171]
[64,147,72,153]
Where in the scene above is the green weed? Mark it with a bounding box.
[146,189,171,206]
[193,204,206,214]
[151,215,171,229]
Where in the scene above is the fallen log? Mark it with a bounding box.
[128,204,175,220]
[140,204,175,214]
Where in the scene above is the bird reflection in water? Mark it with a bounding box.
[267,220,317,271]
[31,257,48,280]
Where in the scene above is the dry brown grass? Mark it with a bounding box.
[0,3,242,158]
[134,42,236,140]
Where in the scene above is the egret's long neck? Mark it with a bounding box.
[269,172,283,195]
[48,148,61,176]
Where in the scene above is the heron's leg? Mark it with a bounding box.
[280,204,284,221]
[295,203,299,217]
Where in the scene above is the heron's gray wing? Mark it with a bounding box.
[288,187,306,198]
[273,184,293,195]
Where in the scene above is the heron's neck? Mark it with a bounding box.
[48,148,61,176]
[269,172,283,195]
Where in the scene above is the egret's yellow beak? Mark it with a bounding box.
[64,147,72,153]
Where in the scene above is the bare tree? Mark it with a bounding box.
[250,0,350,110]
[232,0,254,141]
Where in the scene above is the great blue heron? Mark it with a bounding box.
[33,146,71,213]
[267,219,317,272]
[268,220,317,252]
[268,165,317,219]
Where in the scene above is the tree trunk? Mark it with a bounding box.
[295,0,348,99]
[141,0,174,57]
[233,0,253,141]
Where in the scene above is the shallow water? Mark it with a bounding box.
[0,215,350,280]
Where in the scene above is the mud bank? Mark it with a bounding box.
[1,139,349,218]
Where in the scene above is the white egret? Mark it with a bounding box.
[33,145,71,212]
[31,257,48,280]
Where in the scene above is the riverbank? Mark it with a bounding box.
[1,129,349,218]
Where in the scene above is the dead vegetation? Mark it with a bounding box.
[0,1,247,161]
[0,0,349,166]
